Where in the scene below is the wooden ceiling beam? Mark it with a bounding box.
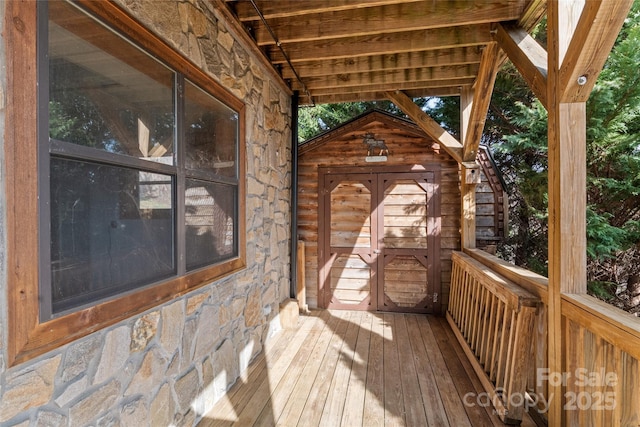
[291,64,479,91]
[463,42,500,162]
[518,0,547,29]
[268,24,493,63]
[495,23,548,108]
[493,0,546,79]
[250,1,523,46]
[386,90,463,163]
[300,87,463,106]
[559,0,634,103]
[299,78,477,97]
[229,0,424,22]
[281,48,483,79]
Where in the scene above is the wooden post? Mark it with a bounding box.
[547,2,587,425]
[461,165,479,249]
[459,41,498,250]
[460,87,478,249]
[296,240,309,313]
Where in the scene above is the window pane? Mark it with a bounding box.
[186,179,237,271]
[50,157,175,314]
[185,80,238,178]
[48,1,175,164]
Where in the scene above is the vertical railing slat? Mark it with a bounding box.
[605,345,621,427]
[489,300,504,382]
[620,351,640,426]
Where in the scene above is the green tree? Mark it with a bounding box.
[427,62,549,272]
[298,99,429,142]
[460,7,640,292]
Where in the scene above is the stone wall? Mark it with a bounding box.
[0,1,293,425]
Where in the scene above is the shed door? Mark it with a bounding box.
[319,171,441,313]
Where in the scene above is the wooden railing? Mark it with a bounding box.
[447,251,540,424]
[560,294,640,426]
[458,248,640,425]
[463,248,550,421]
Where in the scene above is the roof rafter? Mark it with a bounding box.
[495,23,548,108]
[268,24,493,64]
[229,0,424,22]
[222,0,541,105]
[518,0,546,29]
[463,42,499,162]
[301,87,462,106]
[281,48,483,80]
[250,1,523,46]
[301,78,476,97]
[291,64,479,91]
[386,90,463,164]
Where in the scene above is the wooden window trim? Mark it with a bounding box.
[5,0,246,366]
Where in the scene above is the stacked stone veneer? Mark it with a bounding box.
[0,1,293,425]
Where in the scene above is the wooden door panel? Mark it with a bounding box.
[329,180,372,249]
[378,174,436,313]
[380,254,432,313]
[328,254,372,307]
[321,175,376,310]
[382,178,429,250]
[319,169,441,313]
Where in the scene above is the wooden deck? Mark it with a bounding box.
[199,310,538,427]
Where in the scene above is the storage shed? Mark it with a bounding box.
[297,110,507,314]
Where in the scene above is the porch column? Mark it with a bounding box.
[547,3,587,425]
[460,87,477,249]
[460,43,499,250]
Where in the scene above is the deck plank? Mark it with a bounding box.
[199,312,317,426]
[320,310,363,426]
[396,314,429,426]
[341,311,372,426]
[405,315,450,426]
[275,311,340,426]
[383,313,406,426]
[254,311,332,427]
[429,316,496,427]
[232,312,326,426]
[363,313,385,427]
[199,311,539,427]
[416,315,474,427]
[299,310,351,426]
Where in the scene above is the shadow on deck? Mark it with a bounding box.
[198,310,538,426]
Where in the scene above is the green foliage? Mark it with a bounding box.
[426,5,640,284]
[586,209,630,259]
[587,281,618,301]
[583,5,640,269]
[297,99,429,142]
[297,101,393,142]
[498,5,640,281]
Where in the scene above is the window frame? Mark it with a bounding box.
[6,0,246,366]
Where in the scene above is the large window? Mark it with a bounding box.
[6,0,245,365]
